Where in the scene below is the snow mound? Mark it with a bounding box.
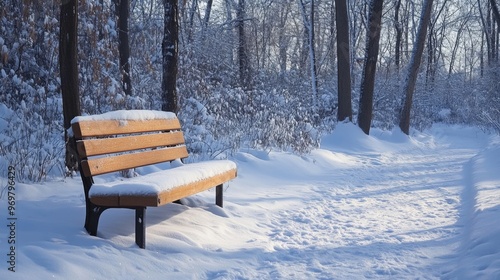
[320,122,423,154]
[449,142,500,279]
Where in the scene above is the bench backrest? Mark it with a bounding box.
[72,116,188,177]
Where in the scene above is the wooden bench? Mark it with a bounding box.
[71,110,237,248]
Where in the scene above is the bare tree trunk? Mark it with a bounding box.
[224,0,235,65]
[329,2,337,75]
[358,0,384,135]
[60,0,81,172]
[425,0,447,88]
[335,0,352,122]
[403,0,411,63]
[394,0,402,72]
[237,0,251,88]
[203,0,213,28]
[98,0,105,41]
[488,1,495,65]
[448,20,468,77]
[426,26,435,87]
[478,0,493,67]
[399,0,434,135]
[114,0,132,96]
[309,0,318,106]
[493,9,498,63]
[200,0,213,41]
[481,31,485,77]
[278,3,290,75]
[490,0,500,64]
[299,0,319,108]
[162,0,179,113]
[187,0,198,42]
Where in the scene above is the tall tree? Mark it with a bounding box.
[447,17,469,77]
[299,0,319,108]
[478,0,491,68]
[358,0,384,135]
[187,0,199,42]
[162,0,179,113]
[478,0,498,67]
[394,0,402,72]
[114,0,132,96]
[425,0,447,88]
[60,0,81,172]
[198,0,213,41]
[204,0,214,28]
[278,2,291,75]
[223,0,235,65]
[335,0,352,122]
[399,0,434,135]
[490,0,500,25]
[237,0,251,88]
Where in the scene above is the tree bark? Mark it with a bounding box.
[200,0,213,41]
[114,0,132,96]
[358,0,384,135]
[448,20,467,77]
[478,0,493,66]
[204,0,214,28]
[335,0,352,122]
[278,3,290,75]
[394,0,402,72]
[488,1,493,64]
[237,0,251,88]
[399,0,434,135]
[187,0,198,42]
[224,0,235,64]
[299,0,319,108]
[60,0,81,172]
[491,0,500,25]
[425,0,447,88]
[162,0,179,113]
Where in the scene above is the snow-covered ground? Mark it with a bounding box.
[0,123,499,279]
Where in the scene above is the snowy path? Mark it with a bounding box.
[235,133,482,278]
[1,124,498,279]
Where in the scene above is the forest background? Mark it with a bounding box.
[0,0,499,182]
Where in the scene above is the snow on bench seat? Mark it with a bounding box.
[90,160,237,207]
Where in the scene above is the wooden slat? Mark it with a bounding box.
[89,195,120,206]
[91,168,238,207]
[81,146,188,176]
[72,118,181,138]
[155,168,237,206]
[117,194,158,207]
[77,131,185,157]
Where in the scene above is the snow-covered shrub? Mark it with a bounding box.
[177,67,320,160]
[0,101,64,182]
[0,3,64,181]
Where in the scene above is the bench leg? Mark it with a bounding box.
[216,184,223,208]
[135,207,146,249]
[85,206,107,236]
[173,199,183,205]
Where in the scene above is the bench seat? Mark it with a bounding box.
[90,160,237,207]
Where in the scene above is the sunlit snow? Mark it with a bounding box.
[0,123,499,279]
